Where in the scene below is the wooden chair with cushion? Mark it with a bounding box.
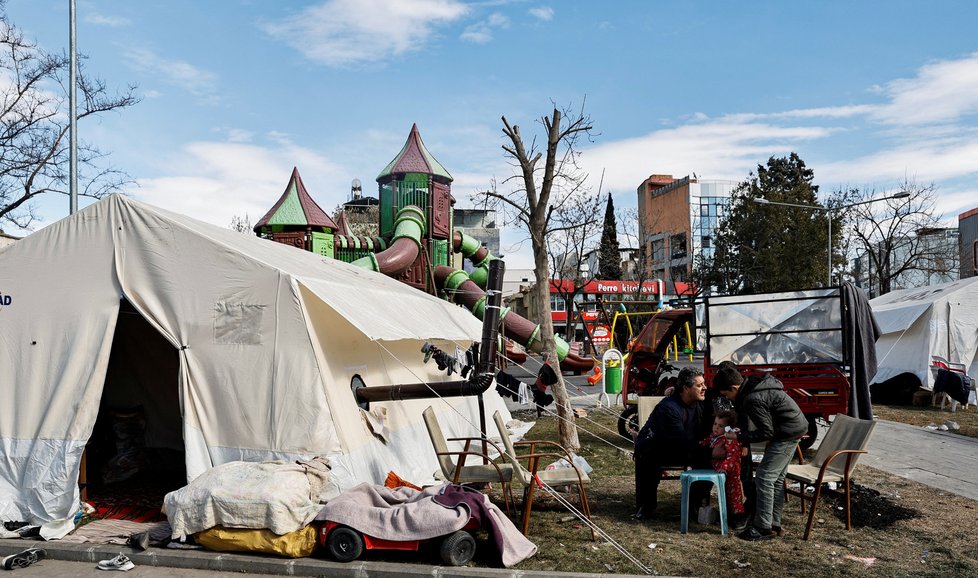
[422,406,514,513]
[492,411,594,540]
[785,414,876,540]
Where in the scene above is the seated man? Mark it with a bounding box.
[633,367,712,520]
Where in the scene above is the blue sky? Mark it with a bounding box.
[8,0,978,267]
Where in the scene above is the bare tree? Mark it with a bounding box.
[0,7,139,229]
[547,193,602,340]
[332,203,380,237]
[229,214,252,233]
[479,104,594,450]
[834,180,944,296]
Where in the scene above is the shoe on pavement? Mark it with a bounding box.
[97,553,135,572]
[1,548,46,570]
[737,526,776,542]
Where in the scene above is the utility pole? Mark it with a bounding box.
[69,0,78,214]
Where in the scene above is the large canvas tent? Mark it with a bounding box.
[0,194,511,528]
[870,277,978,389]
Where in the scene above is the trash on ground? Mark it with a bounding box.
[842,554,876,568]
[733,559,751,568]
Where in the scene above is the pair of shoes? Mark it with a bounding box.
[737,526,776,542]
[97,553,135,572]
[127,531,149,551]
[731,514,750,532]
[1,548,45,570]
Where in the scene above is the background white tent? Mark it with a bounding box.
[870,277,978,389]
[0,194,512,527]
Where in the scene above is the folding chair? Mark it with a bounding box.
[422,406,514,513]
[785,414,876,540]
[492,411,595,540]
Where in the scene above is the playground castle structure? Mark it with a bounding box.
[253,124,594,373]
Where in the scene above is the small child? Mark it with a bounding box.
[704,410,746,519]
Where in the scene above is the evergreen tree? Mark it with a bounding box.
[703,153,829,294]
[598,193,622,280]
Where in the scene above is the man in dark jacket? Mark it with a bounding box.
[633,368,711,520]
[729,372,807,541]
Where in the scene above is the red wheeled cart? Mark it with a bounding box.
[320,518,480,566]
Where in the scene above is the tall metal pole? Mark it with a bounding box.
[827,212,832,286]
[69,0,78,214]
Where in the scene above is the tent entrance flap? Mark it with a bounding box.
[84,299,186,511]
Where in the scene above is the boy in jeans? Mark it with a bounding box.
[728,371,807,541]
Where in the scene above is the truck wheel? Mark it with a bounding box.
[799,416,819,450]
[440,530,476,566]
[327,526,364,562]
[618,405,639,440]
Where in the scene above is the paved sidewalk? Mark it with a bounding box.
[0,538,667,578]
[862,418,978,501]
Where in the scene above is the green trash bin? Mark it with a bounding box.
[605,361,623,395]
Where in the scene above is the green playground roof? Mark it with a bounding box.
[377,124,453,183]
[254,167,338,231]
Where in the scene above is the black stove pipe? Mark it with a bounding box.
[354,259,506,405]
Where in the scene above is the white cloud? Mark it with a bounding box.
[132,136,344,229]
[460,24,493,44]
[461,14,509,44]
[85,13,131,27]
[873,52,978,126]
[729,104,878,122]
[529,6,554,21]
[488,13,509,27]
[224,128,253,143]
[819,131,978,185]
[264,0,469,66]
[123,48,218,101]
[460,12,509,44]
[580,121,832,196]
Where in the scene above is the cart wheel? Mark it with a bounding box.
[799,415,819,450]
[439,530,476,566]
[327,526,364,562]
[618,405,639,440]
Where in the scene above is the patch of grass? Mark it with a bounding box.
[489,407,978,577]
[873,404,978,439]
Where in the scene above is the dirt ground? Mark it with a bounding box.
[873,403,978,438]
[489,406,978,577]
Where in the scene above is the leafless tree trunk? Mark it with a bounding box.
[479,104,594,450]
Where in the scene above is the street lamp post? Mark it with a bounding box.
[752,192,910,286]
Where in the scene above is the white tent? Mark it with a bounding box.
[870,277,978,389]
[0,194,511,527]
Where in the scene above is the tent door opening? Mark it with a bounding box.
[82,298,185,519]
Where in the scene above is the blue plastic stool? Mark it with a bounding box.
[679,469,728,535]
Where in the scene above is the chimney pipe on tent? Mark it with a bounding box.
[353,259,505,405]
